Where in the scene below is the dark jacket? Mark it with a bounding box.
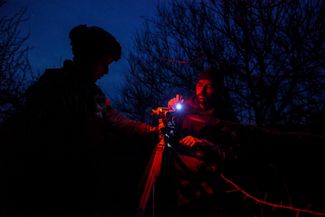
[1,60,154,215]
[155,96,241,214]
[173,96,240,162]
[21,60,151,145]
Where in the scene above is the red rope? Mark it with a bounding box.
[220,173,325,216]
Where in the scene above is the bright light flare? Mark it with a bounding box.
[175,103,183,111]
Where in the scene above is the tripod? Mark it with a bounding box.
[135,107,177,217]
[136,107,207,217]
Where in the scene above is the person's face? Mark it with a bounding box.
[91,55,114,81]
[195,79,215,109]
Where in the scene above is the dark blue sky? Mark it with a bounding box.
[1,0,157,99]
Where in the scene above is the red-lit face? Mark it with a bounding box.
[195,79,215,109]
[91,55,114,81]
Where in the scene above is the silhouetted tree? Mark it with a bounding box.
[117,0,324,130]
[0,2,33,123]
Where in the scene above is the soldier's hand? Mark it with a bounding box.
[168,94,184,111]
[148,118,165,135]
[179,135,204,148]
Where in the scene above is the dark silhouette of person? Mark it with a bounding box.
[1,24,158,217]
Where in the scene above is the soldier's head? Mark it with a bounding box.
[69,24,121,81]
[195,68,221,109]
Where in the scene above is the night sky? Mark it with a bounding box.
[1,0,157,99]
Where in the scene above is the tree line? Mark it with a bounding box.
[115,0,324,133]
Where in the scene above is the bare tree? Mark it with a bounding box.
[0,2,33,123]
[117,1,325,215]
[217,0,325,127]
[117,0,324,130]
